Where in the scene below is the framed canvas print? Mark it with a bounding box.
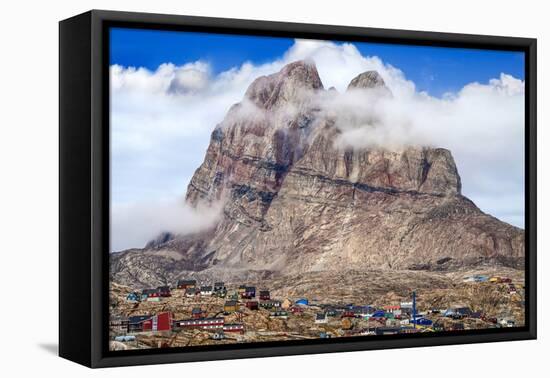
[59,10,537,368]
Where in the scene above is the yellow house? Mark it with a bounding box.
[224,300,239,313]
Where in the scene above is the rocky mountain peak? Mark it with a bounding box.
[347,70,387,90]
[244,60,324,109]
[111,60,524,288]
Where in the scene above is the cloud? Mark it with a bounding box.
[317,73,524,226]
[110,39,525,251]
[110,197,224,252]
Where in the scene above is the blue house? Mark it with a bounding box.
[296,299,309,306]
[126,292,140,302]
[411,317,433,326]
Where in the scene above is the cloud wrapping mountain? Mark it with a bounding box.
[110,39,524,251]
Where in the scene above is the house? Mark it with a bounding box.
[481,315,498,324]
[489,276,502,283]
[411,317,433,326]
[351,306,370,317]
[383,305,401,313]
[213,282,226,297]
[463,275,488,283]
[505,319,515,327]
[474,275,489,282]
[370,310,386,319]
[455,307,472,318]
[270,310,288,319]
[200,286,213,296]
[114,335,136,342]
[191,308,205,319]
[259,300,281,309]
[151,312,173,331]
[128,315,152,332]
[128,312,172,332]
[237,285,247,294]
[386,318,400,328]
[341,310,355,318]
[126,292,140,302]
[157,286,171,297]
[110,316,129,332]
[259,290,270,300]
[177,279,196,290]
[445,307,472,319]
[185,287,199,298]
[224,300,239,313]
[141,289,161,302]
[470,311,483,319]
[315,313,328,324]
[223,323,245,334]
[444,308,456,318]
[215,288,227,298]
[213,282,225,292]
[245,301,259,310]
[211,332,225,340]
[175,317,224,330]
[325,309,338,317]
[295,298,309,306]
[291,306,304,315]
[241,286,256,299]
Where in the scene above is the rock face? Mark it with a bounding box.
[347,70,387,90]
[111,60,524,288]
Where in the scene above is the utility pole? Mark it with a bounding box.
[412,291,417,329]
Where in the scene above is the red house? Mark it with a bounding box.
[175,317,224,330]
[129,312,172,332]
[259,290,270,300]
[291,307,304,315]
[157,286,171,297]
[144,312,172,331]
[223,323,245,334]
[245,301,259,310]
[241,286,256,299]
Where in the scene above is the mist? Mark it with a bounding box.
[110,198,224,252]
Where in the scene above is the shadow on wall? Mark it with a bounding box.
[38,343,58,356]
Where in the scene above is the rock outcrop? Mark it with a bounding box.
[111,60,524,288]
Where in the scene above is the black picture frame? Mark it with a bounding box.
[59,9,537,368]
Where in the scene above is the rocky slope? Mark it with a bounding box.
[111,60,524,288]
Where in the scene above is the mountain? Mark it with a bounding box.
[110,60,524,288]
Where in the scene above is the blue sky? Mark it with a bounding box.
[109,27,525,250]
[110,27,524,97]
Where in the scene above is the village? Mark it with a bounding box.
[109,273,525,350]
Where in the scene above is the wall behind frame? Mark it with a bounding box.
[0,0,546,376]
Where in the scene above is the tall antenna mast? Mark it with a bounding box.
[412,291,417,329]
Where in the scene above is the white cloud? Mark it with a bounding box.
[110,39,525,251]
[110,197,224,252]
